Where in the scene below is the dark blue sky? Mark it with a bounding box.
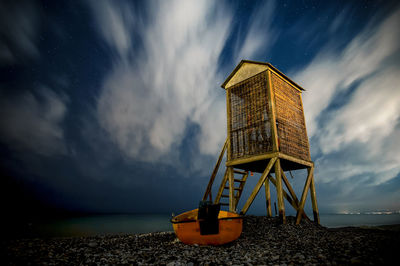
[1,0,400,219]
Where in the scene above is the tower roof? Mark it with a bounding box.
[221,60,305,91]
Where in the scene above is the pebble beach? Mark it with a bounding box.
[2,216,399,265]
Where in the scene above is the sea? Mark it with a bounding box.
[15,213,400,238]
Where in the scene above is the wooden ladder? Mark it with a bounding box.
[215,169,249,212]
[202,138,249,213]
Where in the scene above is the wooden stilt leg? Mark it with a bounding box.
[240,157,277,215]
[296,167,314,224]
[274,159,286,224]
[269,175,310,221]
[228,167,235,212]
[310,170,320,224]
[264,178,272,217]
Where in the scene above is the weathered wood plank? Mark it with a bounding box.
[269,175,310,221]
[224,186,240,190]
[264,178,272,217]
[310,173,320,224]
[268,175,295,207]
[224,62,269,88]
[278,152,313,168]
[275,159,286,223]
[296,166,314,224]
[226,152,279,167]
[281,169,299,207]
[234,169,248,175]
[202,138,228,201]
[266,70,279,152]
[214,169,228,204]
[228,167,235,212]
[226,88,232,161]
[240,157,277,215]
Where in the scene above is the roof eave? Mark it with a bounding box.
[220,60,305,91]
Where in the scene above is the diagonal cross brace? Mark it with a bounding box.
[281,169,300,208]
[295,166,314,224]
[268,175,310,221]
[240,157,277,215]
[203,138,228,201]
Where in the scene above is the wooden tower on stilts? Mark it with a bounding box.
[203,60,320,224]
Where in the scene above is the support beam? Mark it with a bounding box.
[274,159,286,224]
[240,157,277,215]
[226,152,279,167]
[269,175,310,221]
[269,175,296,208]
[266,70,279,152]
[226,88,232,161]
[310,174,320,224]
[279,152,313,168]
[264,178,272,217]
[202,138,228,201]
[281,169,300,207]
[228,167,235,212]
[296,166,314,224]
[214,169,228,204]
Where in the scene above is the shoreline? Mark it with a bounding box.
[2,216,399,265]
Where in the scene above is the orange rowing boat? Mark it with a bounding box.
[171,206,243,245]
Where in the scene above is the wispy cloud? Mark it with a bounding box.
[89,0,277,170]
[0,0,40,65]
[294,8,400,188]
[89,0,135,59]
[234,1,277,62]
[296,9,400,138]
[0,88,68,156]
[90,0,230,167]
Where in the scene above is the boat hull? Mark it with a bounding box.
[171,209,243,245]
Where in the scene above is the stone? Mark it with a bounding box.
[3,216,399,265]
[350,257,362,264]
[88,242,97,248]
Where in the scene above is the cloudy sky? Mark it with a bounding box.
[1,0,399,218]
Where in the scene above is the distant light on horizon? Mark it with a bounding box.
[338,210,400,215]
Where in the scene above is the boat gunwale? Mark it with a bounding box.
[170,215,244,224]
